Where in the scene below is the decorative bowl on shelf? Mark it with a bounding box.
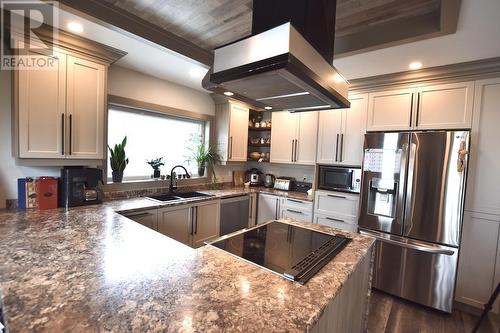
[249,152,261,161]
[249,137,260,144]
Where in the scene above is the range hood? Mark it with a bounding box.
[203,0,349,111]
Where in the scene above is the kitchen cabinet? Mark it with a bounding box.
[456,211,500,308]
[314,214,357,233]
[366,81,474,132]
[157,201,219,248]
[317,94,367,165]
[192,200,220,248]
[280,197,313,223]
[123,209,158,230]
[216,101,249,163]
[270,111,318,165]
[465,77,500,216]
[65,55,105,159]
[157,205,192,245]
[17,47,108,160]
[257,193,281,224]
[313,190,360,232]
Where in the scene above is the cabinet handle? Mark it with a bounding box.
[327,194,347,199]
[340,134,344,162]
[229,136,233,159]
[194,207,198,235]
[335,134,339,162]
[326,217,345,223]
[294,139,298,162]
[415,92,420,127]
[287,209,303,215]
[190,207,195,235]
[287,198,303,204]
[275,198,279,220]
[290,140,294,162]
[249,195,253,218]
[409,92,414,128]
[68,114,73,155]
[125,212,151,219]
[61,113,65,155]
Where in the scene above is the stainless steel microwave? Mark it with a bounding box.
[318,165,361,193]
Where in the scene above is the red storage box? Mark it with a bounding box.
[36,177,58,210]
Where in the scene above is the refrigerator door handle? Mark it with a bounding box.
[402,139,417,233]
[359,229,456,256]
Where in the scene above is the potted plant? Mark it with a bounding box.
[146,157,165,179]
[190,143,221,177]
[108,136,129,183]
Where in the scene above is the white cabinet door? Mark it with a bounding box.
[270,111,296,164]
[192,201,220,248]
[295,111,318,165]
[157,205,192,245]
[18,50,67,158]
[257,193,280,224]
[316,109,342,164]
[314,213,357,233]
[124,209,158,230]
[465,78,500,216]
[456,211,500,308]
[339,94,368,166]
[366,88,415,131]
[415,81,474,129]
[228,103,249,162]
[65,56,105,159]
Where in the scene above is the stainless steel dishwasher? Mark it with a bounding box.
[220,195,250,236]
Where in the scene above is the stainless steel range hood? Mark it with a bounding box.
[203,0,350,111]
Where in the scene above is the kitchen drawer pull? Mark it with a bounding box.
[125,212,152,219]
[325,217,344,223]
[61,113,65,155]
[287,209,303,215]
[287,198,304,204]
[327,194,347,199]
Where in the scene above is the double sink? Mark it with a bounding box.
[147,191,213,203]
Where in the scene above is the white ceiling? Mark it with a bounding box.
[53,0,500,89]
[54,7,209,91]
[334,0,500,80]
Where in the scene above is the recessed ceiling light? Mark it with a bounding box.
[67,21,83,34]
[264,106,273,110]
[409,61,423,70]
[223,91,234,96]
[189,67,205,78]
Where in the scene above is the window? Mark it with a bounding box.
[107,105,207,181]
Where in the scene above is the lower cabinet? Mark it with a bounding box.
[314,214,357,233]
[313,190,360,232]
[257,193,281,224]
[280,197,313,223]
[123,209,158,230]
[456,211,500,308]
[157,200,220,248]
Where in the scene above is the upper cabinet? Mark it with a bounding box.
[465,77,500,216]
[366,81,474,132]
[15,32,124,160]
[270,111,318,165]
[317,94,368,166]
[216,101,249,163]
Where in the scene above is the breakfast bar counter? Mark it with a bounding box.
[0,194,374,332]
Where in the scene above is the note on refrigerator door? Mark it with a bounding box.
[363,149,402,173]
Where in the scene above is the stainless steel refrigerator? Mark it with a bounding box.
[358,131,470,313]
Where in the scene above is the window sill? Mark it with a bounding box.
[102,176,210,192]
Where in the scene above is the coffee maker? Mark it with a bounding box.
[59,167,103,208]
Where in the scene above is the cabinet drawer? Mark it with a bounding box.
[280,197,313,213]
[281,208,313,223]
[315,191,359,218]
[314,213,357,232]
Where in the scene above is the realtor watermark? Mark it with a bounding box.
[1,0,59,70]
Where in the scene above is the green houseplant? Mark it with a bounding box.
[190,143,221,177]
[146,157,165,179]
[108,136,129,183]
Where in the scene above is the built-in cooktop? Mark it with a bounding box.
[209,221,351,284]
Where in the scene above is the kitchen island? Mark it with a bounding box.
[0,194,374,332]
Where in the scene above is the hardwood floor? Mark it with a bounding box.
[366,290,493,333]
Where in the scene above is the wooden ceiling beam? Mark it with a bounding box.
[55,0,213,66]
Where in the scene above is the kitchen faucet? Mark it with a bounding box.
[169,165,191,192]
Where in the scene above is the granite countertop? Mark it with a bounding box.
[0,193,374,332]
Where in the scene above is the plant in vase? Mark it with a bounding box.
[190,143,221,178]
[146,157,165,179]
[108,136,129,183]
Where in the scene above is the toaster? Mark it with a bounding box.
[273,177,294,191]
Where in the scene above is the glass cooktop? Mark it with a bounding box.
[209,221,350,284]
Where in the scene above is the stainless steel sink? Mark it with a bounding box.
[147,192,212,202]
